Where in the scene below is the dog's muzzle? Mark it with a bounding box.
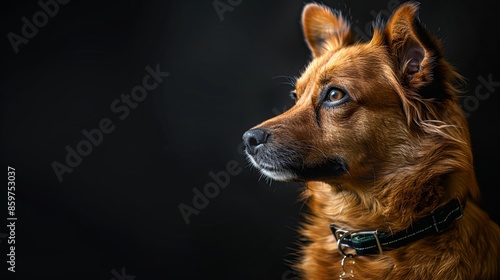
[242,128,299,181]
[242,128,348,182]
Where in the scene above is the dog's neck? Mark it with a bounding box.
[330,197,464,256]
[307,170,474,233]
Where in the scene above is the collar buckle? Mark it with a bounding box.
[351,230,384,255]
[333,227,349,242]
[333,228,384,257]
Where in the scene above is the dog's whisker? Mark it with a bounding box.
[272,75,298,88]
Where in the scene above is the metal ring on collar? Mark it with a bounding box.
[336,231,355,258]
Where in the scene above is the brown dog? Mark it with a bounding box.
[242,2,500,279]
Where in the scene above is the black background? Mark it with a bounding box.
[1,0,499,279]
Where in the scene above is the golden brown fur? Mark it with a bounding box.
[242,2,500,279]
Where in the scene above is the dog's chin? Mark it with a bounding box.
[260,168,298,181]
[247,152,348,182]
[247,155,298,181]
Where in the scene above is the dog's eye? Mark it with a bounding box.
[290,91,297,101]
[328,90,343,102]
[325,88,348,105]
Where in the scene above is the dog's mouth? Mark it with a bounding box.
[246,154,299,181]
[245,143,348,182]
[243,128,349,182]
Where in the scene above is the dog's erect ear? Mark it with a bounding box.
[302,3,354,57]
[375,2,443,91]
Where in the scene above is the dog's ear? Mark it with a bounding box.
[302,3,354,57]
[374,2,444,92]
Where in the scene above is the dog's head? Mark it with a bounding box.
[243,2,473,195]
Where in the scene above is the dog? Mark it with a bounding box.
[242,2,500,279]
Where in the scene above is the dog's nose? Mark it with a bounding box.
[242,128,269,155]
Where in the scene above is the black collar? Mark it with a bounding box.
[330,198,465,256]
